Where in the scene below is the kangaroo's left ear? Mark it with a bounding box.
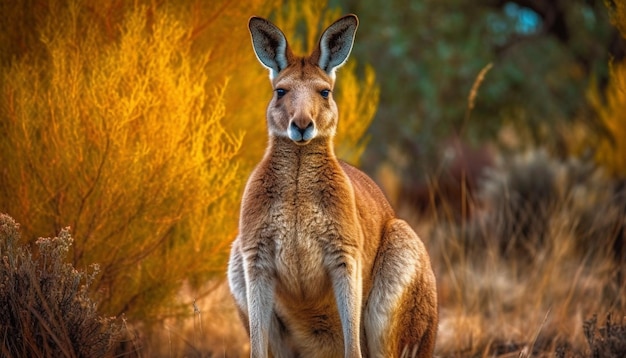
[313,14,358,77]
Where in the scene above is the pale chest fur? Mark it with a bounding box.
[242,143,359,301]
[271,193,337,300]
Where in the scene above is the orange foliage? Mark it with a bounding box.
[607,0,626,39]
[588,61,626,178]
[0,0,258,322]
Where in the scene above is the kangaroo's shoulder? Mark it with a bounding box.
[339,160,395,217]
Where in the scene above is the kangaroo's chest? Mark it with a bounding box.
[268,188,340,299]
[250,154,357,298]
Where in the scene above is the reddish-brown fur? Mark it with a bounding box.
[227,15,438,358]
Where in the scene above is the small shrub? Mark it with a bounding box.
[0,213,122,357]
[583,314,626,358]
[556,314,626,358]
[478,149,560,254]
[473,149,625,261]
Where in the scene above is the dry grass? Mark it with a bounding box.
[400,149,626,357]
[3,161,622,356]
[116,280,248,357]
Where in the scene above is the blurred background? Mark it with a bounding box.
[340,0,624,213]
[1,0,625,356]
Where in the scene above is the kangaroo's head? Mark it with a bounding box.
[249,15,358,145]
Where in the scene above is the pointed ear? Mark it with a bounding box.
[315,14,358,76]
[249,17,292,79]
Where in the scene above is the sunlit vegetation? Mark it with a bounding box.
[588,61,626,178]
[411,2,626,356]
[607,0,626,37]
[2,0,626,356]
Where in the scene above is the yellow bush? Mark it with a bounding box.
[0,0,378,324]
[588,61,626,178]
[607,0,626,38]
[0,0,250,322]
[585,0,626,177]
[564,4,626,178]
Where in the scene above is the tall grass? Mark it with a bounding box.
[421,149,626,357]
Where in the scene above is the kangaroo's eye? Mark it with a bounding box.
[320,89,331,99]
[276,88,287,99]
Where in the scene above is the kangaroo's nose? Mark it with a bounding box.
[291,120,314,136]
[288,117,316,142]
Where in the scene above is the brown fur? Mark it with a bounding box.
[227,15,438,358]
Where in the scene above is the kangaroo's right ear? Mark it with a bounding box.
[249,17,292,79]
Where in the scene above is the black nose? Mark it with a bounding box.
[291,120,313,136]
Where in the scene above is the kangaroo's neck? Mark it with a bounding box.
[266,136,338,177]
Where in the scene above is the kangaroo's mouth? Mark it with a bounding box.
[292,138,311,145]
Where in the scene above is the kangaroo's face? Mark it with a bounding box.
[268,61,337,144]
[249,15,358,145]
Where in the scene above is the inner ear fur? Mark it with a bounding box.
[313,14,359,75]
[249,16,294,78]
[249,14,358,78]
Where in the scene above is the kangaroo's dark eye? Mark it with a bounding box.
[276,88,287,99]
[320,89,330,99]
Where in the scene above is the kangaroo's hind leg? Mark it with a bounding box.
[363,219,438,358]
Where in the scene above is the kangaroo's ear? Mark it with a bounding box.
[314,14,358,77]
[249,17,292,79]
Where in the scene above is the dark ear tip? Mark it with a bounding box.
[342,14,359,27]
[346,14,358,22]
[248,16,267,29]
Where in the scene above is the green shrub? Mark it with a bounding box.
[0,213,122,357]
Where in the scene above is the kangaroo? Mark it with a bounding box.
[227,14,438,358]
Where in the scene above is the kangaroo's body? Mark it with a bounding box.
[227,14,438,358]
